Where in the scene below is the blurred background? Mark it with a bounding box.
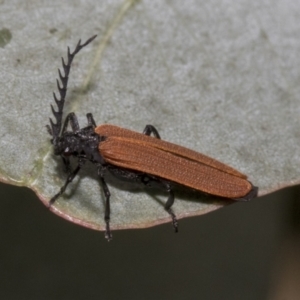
[0,182,299,300]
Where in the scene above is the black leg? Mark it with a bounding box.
[61,112,80,134]
[143,124,161,139]
[48,158,85,207]
[61,155,71,174]
[98,168,112,241]
[142,125,178,231]
[86,113,97,128]
[140,174,178,233]
[163,182,178,232]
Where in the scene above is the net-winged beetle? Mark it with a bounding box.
[47,36,258,241]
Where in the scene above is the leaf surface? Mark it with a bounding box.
[0,0,299,231]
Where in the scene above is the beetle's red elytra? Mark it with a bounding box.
[96,124,253,199]
[47,36,258,241]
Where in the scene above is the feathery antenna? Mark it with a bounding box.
[47,35,97,139]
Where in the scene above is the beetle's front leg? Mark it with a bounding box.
[49,158,86,207]
[61,112,80,134]
[61,155,71,174]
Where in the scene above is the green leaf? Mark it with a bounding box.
[1,0,299,232]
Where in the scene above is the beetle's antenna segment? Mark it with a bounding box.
[47,35,97,139]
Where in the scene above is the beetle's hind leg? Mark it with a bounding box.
[141,175,178,233]
[164,182,178,233]
[143,125,161,139]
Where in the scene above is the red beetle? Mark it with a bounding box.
[47,36,258,241]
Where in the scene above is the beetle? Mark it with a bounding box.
[47,35,258,241]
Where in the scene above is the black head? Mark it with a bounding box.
[52,132,82,156]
